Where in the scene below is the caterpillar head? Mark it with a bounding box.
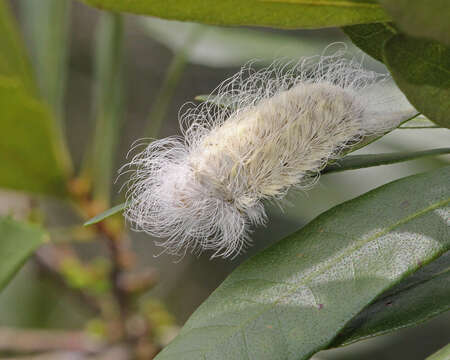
[122,137,261,258]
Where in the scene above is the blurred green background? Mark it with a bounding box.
[0,1,449,359]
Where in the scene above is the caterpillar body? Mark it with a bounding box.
[122,52,416,258]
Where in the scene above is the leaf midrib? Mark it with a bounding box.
[173,196,450,358]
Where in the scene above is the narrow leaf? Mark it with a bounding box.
[0,217,47,292]
[78,0,389,29]
[323,148,450,174]
[155,166,450,360]
[84,202,126,226]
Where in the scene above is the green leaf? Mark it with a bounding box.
[378,0,450,46]
[0,0,71,196]
[0,0,35,93]
[343,22,396,62]
[331,251,450,346]
[383,35,450,129]
[79,0,389,29]
[323,148,450,174]
[84,202,127,226]
[0,217,47,292]
[0,79,69,196]
[19,0,71,122]
[426,344,450,360]
[155,166,450,360]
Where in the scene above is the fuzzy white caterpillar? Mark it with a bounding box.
[121,51,416,258]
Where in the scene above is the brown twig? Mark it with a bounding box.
[3,347,131,360]
[0,327,104,353]
[95,221,133,337]
[34,245,101,314]
[3,351,85,360]
[63,181,159,358]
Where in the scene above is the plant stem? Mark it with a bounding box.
[95,221,132,332]
[145,27,202,138]
[145,50,187,138]
[89,12,125,207]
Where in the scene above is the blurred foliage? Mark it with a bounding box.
[88,12,125,205]
[60,256,111,295]
[140,18,335,68]
[0,0,34,91]
[0,0,71,196]
[142,298,178,345]
[0,217,47,292]
[19,0,71,122]
[0,80,70,195]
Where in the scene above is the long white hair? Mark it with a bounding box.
[120,49,416,258]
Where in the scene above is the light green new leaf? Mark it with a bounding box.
[79,0,389,29]
[426,344,450,360]
[378,0,450,46]
[331,251,450,346]
[0,0,70,196]
[155,166,450,360]
[0,217,47,292]
[383,35,450,129]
